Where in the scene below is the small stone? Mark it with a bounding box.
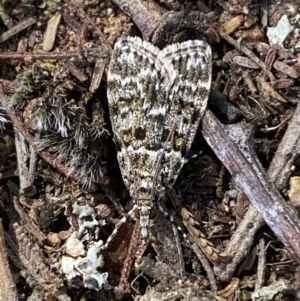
[58,230,71,240]
[288,176,300,206]
[66,232,85,257]
[267,15,294,46]
[47,232,61,247]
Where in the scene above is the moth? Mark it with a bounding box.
[107,36,212,239]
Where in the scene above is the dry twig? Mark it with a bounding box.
[0,220,18,301]
[202,109,300,277]
[212,102,300,281]
[219,30,275,82]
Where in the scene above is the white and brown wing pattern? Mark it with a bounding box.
[107,36,212,238]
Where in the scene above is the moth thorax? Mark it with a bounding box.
[134,205,156,219]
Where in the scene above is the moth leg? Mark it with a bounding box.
[101,205,137,250]
[183,149,204,164]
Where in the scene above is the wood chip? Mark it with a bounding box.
[256,76,287,103]
[233,55,260,69]
[89,58,106,93]
[64,61,88,82]
[0,16,37,43]
[274,60,299,79]
[222,15,244,35]
[43,12,61,51]
[0,3,14,29]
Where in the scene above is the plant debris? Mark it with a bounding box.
[0,1,300,300]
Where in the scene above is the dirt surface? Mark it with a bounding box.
[0,0,300,300]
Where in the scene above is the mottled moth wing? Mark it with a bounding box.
[107,36,211,236]
[156,40,212,195]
